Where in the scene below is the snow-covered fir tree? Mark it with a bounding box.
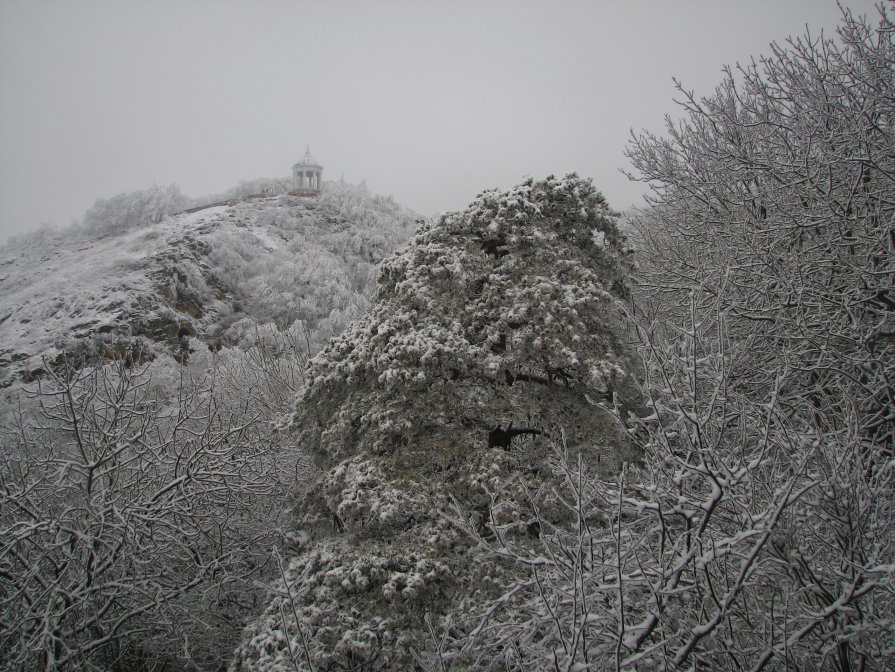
[233,174,640,670]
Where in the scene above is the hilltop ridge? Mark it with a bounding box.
[0,181,419,389]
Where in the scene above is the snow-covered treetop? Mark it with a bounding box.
[290,174,636,466]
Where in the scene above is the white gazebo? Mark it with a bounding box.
[292,146,323,192]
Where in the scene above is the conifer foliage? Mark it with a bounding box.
[233,175,639,670]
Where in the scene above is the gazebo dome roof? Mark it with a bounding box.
[293,145,322,169]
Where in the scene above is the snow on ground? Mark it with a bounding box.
[0,187,419,388]
[0,205,231,384]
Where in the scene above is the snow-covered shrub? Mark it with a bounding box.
[80,184,188,237]
[191,175,293,207]
[205,184,416,335]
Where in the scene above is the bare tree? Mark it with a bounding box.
[438,6,895,671]
[0,355,285,670]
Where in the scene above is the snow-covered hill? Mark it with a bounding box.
[0,182,419,389]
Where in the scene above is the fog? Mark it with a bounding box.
[0,0,881,242]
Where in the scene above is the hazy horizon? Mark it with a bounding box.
[0,0,883,242]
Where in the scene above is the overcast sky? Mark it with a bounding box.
[0,0,883,242]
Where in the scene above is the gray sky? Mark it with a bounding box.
[0,0,883,242]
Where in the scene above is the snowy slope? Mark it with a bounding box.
[0,186,418,388]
